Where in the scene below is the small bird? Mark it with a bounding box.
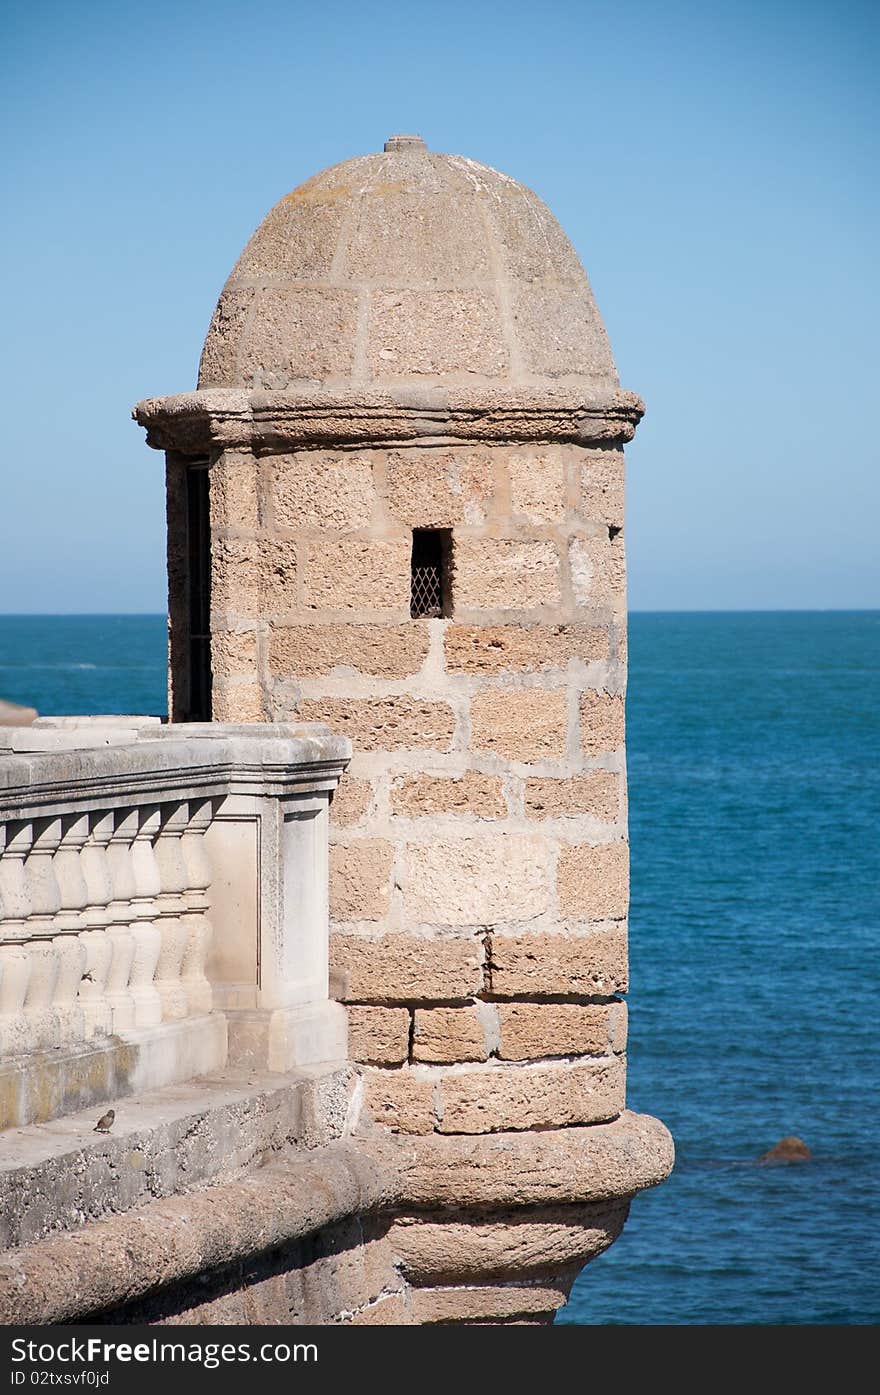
[93,1109,115,1133]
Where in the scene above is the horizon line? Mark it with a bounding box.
[1,608,878,620]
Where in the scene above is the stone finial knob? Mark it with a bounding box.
[384,134,427,152]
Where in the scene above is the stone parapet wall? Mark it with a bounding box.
[0,721,350,1130]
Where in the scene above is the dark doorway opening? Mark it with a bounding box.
[185,459,212,721]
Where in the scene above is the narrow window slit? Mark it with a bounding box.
[411,529,452,619]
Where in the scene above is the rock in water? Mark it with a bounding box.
[760,1135,811,1164]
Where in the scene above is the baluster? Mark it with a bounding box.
[23,820,63,1048]
[23,940,61,1050]
[180,799,215,1017]
[0,822,35,1057]
[0,943,33,1056]
[128,808,163,1028]
[77,812,114,1038]
[153,804,190,1021]
[0,820,31,941]
[49,814,90,1045]
[0,823,33,1056]
[24,817,62,935]
[51,933,86,1044]
[103,809,139,1033]
[53,814,89,933]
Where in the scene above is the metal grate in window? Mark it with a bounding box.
[411,529,451,619]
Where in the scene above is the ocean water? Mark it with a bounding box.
[1,611,877,1325]
[0,615,168,718]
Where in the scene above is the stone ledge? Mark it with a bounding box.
[132,386,645,454]
[0,1127,398,1326]
[0,1104,672,1324]
[389,1199,630,1282]
[0,723,351,818]
[395,1109,674,1208]
[0,1064,357,1249]
[0,1014,227,1133]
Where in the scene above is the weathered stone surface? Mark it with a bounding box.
[496,1002,620,1060]
[436,1057,625,1133]
[399,1111,675,1209]
[557,841,629,921]
[508,452,566,523]
[271,452,376,531]
[454,539,560,611]
[579,690,625,755]
[346,1006,410,1066]
[302,538,410,612]
[198,288,254,387]
[390,1200,629,1280]
[346,190,492,284]
[329,841,393,922]
[444,623,607,674]
[211,630,260,679]
[197,146,619,395]
[513,284,613,380]
[232,191,346,281]
[412,1006,491,1064]
[524,772,619,821]
[390,771,506,820]
[211,537,263,617]
[270,625,429,678]
[384,450,494,526]
[363,1068,435,1135]
[347,1293,410,1325]
[329,934,483,1004]
[409,1282,569,1322]
[470,688,568,762]
[608,1001,628,1054]
[261,537,298,613]
[569,533,626,610]
[211,451,260,531]
[369,290,508,378]
[296,697,456,752]
[144,388,642,455]
[238,287,358,388]
[405,836,551,925]
[578,448,624,528]
[489,930,628,997]
[210,682,264,723]
[0,1069,358,1251]
[329,776,372,827]
[0,1095,400,1324]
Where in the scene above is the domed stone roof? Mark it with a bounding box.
[198,136,618,394]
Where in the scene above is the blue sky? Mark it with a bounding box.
[1,0,877,611]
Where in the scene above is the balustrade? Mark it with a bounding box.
[0,718,349,1128]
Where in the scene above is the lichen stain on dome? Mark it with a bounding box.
[198,144,618,394]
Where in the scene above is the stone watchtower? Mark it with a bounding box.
[135,136,672,1325]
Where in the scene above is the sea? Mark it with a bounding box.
[0,611,877,1326]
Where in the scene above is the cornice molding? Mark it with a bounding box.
[133,386,645,454]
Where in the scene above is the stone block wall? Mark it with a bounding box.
[203,438,628,1141]
[191,432,636,1317]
